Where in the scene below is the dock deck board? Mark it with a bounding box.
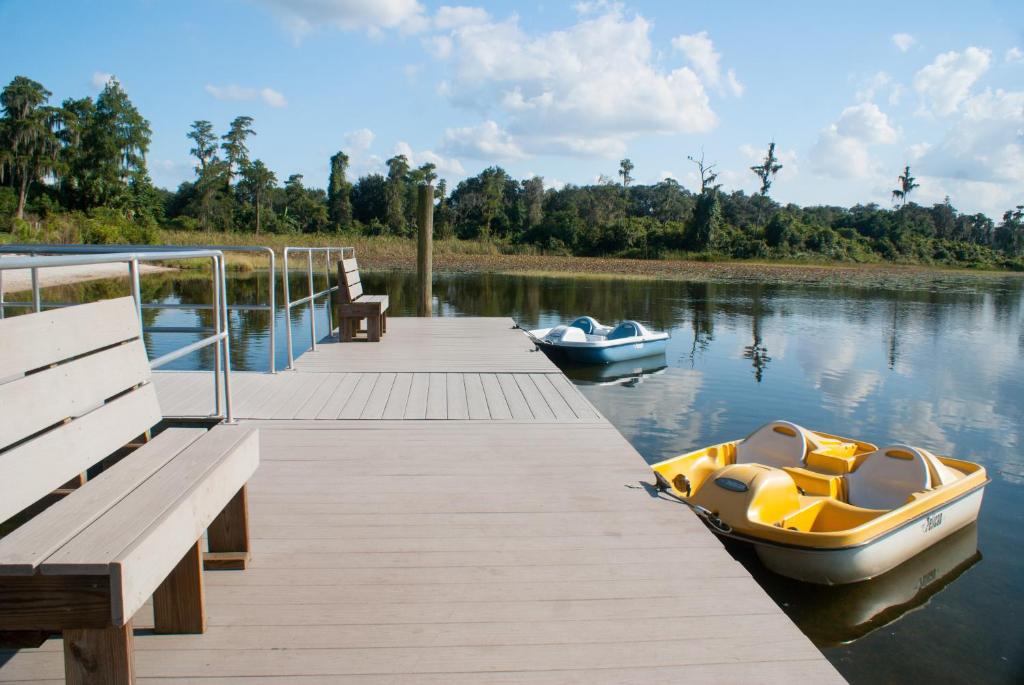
[0,316,842,683]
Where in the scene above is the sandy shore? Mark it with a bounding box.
[0,260,175,293]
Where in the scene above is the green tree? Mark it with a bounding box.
[523,176,545,228]
[238,159,276,234]
[750,142,783,196]
[187,120,217,172]
[892,164,919,207]
[0,76,60,219]
[221,115,255,187]
[327,151,352,231]
[385,154,409,234]
[618,158,634,187]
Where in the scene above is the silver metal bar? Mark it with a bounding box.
[213,255,223,418]
[31,267,41,313]
[0,250,231,268]
[325,249,334,336]
[0,269,5,320]
[307,250,317,351]
[129,259,142,325]
[150,332,227,368]
[218,255,234,423]
[145,326,216,334]
[267,248,276,373]
[140,303,272,312]
[283,248,294,369]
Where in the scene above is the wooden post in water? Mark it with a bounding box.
[417,184,434,316]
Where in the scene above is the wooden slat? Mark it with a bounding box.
[341,258,358,275]
[404,373,428,419]
[480,373,511,419]
[315,373,359,419]
[547,373,601,420]
[530,373,576,420]
[514,374,555,420]
[426,372,447,419]
[0,384,162,523]
[293,373,347,419]
[0,296,139,380]
[360,373,396,419]
[464,373,490,419]
[0,574,112,630]
[348,281,363,301]
[497,374,532,419]
[339,373,378,419]
[0,428,205,575]
[446,373,468,420]
[0,340,151,450]
[382,373,413,419]
[276,373,332,419]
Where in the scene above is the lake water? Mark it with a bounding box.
[14,268,1024,683]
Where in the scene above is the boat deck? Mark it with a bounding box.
[0,317,843,683]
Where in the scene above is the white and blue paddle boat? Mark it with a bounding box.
[527,316,670,364]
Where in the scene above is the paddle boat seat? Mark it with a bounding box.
[735,420,815,469]
[845,444,964,510]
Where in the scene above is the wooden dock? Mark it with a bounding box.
[1,317,843,683]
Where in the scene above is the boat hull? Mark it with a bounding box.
[751,486,985,584]
[537,337,669,364]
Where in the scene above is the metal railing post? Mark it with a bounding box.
[0,269,5,319]
[219,255,234,423]
[31,267,41,312]
[283,248,294,369]
[307,250,317,351]
[325,249,334,336]
[128,259,142,326]
[212,256,223,418]
[266,248,276,373]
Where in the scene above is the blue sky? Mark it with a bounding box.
[2,0,1022,216]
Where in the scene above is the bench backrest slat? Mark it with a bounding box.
[339,258,361,303]
[0,297,162,522]
[0,296,141,381]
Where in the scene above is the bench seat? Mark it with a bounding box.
[0,297,259,684]
[336,258,389,342]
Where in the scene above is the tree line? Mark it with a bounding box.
[2,74,1022,269]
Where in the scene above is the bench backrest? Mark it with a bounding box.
[338,257,362,303]
[0,297,162,522]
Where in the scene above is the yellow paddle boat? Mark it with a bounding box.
[651,420,988,584]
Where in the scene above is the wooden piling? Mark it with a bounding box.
[417,184,434,317]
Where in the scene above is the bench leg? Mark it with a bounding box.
[382,312,387,334]
[153,539,205,634]
[206,485,251,570]
[340,317,354,342]
[63,621,135,685]
[368,315,382,342]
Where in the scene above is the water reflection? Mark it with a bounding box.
[11,267,1024,683]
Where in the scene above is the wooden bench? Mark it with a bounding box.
[336,257,389,342]
[0,297,259,684]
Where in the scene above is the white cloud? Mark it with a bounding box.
[835,102,898,144]
[810,126,876,179]
[891,33,916,52]
[672,31,720,86]
[256,0,427,39]
[91,71,113,89]
[394,141,465,176]
[671,31,743,97]
[1006,47,1023,63]
[913,47,991,115]
[403,63,424,81]
[344,127,375,151]
[431,6,717,158]
[907,142,932,160]
[726,68,744,97]
[441,120,526,161]
[204,84,287,107]
[433,5,489,30]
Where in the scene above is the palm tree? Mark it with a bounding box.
[750,142,783,196]
[0,76,60,219]
[891,164,919,207]
[239,159,276,234]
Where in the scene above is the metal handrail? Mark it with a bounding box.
[281,246,354,370]
[0,250,234,422]
[0,244,278,372]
